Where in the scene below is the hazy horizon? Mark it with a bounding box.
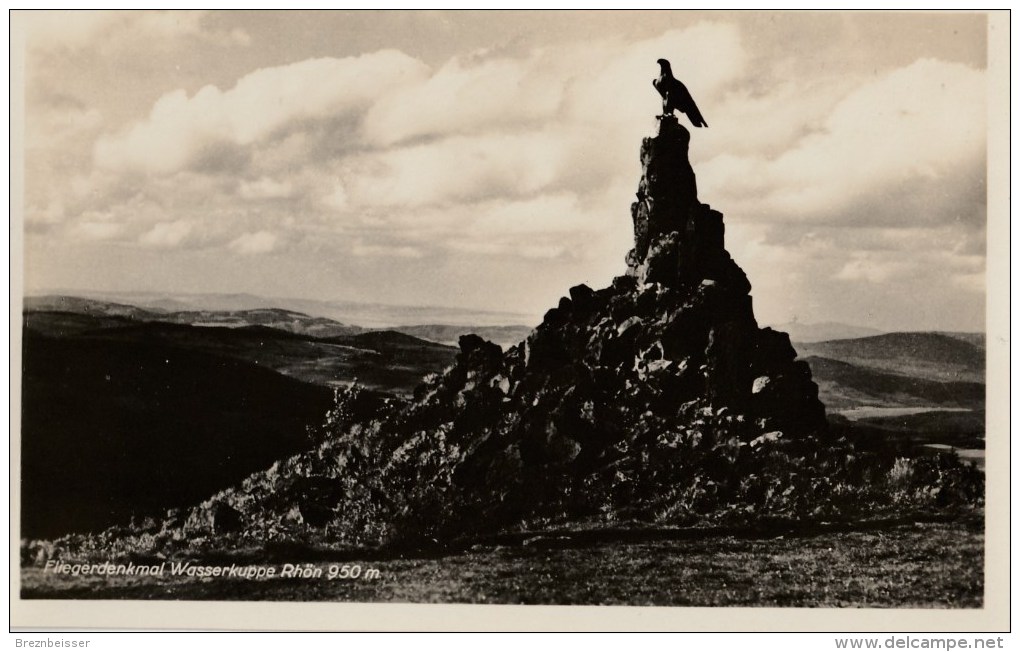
[22,285,987,335]
[15,10,991,333]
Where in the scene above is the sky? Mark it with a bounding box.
[14,10,993,331]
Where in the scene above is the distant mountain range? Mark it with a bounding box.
[35,289,538,329]
[23,294,985,393]
[25,294,534,349]
[769,321,885,343]
[22,300,458,395]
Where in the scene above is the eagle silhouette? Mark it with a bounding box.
[653,59,708,128]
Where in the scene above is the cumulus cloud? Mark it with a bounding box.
[361,23,745,147]
[341,131,567,208]
[361,51,566,146]
[94,50,431,174]
[700,58,986,227]
[24,14,988,330]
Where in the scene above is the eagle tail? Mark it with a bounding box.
[687,103,708,128]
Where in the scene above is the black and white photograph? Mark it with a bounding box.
[9,9,1009,631]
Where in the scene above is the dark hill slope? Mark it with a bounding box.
[23,295,162,319]
[940,332,985,351]
[797,333,984,383]
[24,312,456,395]
[805,356,984,409]
[21,329,334,539]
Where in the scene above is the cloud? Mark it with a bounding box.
[229,230,278,255]
[24,16,988,331]
[700,58,986,228]
[361,23,745,146]
[21,10,249,53]
[834,255,916,284]
[139,220,193,248]
[26,93,102,151]
[361,51,565,146]
[239,177,294,200]
[342,131,567,208]
[26,201,65,227]
[350,241,423,259]
[68,220,123,242]
[94,50,431,174]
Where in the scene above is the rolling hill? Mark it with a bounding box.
[802,355,984,409]
[23,309,457,395]
[20,327,336,539]
[388,324,534,349]
[19,308,459,540]
[772,321,884,343]
[797,332,984,384]
[25,295,364,339]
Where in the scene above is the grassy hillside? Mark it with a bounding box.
[21,328,335,539]
[20,310,457,540]
[797,332,984,383]
[803,355,984,409]
[940,331,986,351]
[23,295,160,319]
[24,311,456,395]
[21,520,982,607]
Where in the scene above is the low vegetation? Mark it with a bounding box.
[21,521,982,607]
[24,385,983,568]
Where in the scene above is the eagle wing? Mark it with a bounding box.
[671,79,708,128]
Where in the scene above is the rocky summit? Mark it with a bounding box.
[189,113,830,543]
[409,115,828,485]
[113,114,840,549]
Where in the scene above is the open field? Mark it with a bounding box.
[21,520,982,607]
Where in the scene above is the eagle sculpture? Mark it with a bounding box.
[653,58,708,128]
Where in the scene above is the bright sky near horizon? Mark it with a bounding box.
[15,10,991,331]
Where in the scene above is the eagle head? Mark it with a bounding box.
[656,58,671,69]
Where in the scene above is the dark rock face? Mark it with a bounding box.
[354,114,826,530]
[417,115,825,451]
[186,501,243,535]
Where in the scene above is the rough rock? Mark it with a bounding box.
[356,114,828,527]
[185,501,243,535]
